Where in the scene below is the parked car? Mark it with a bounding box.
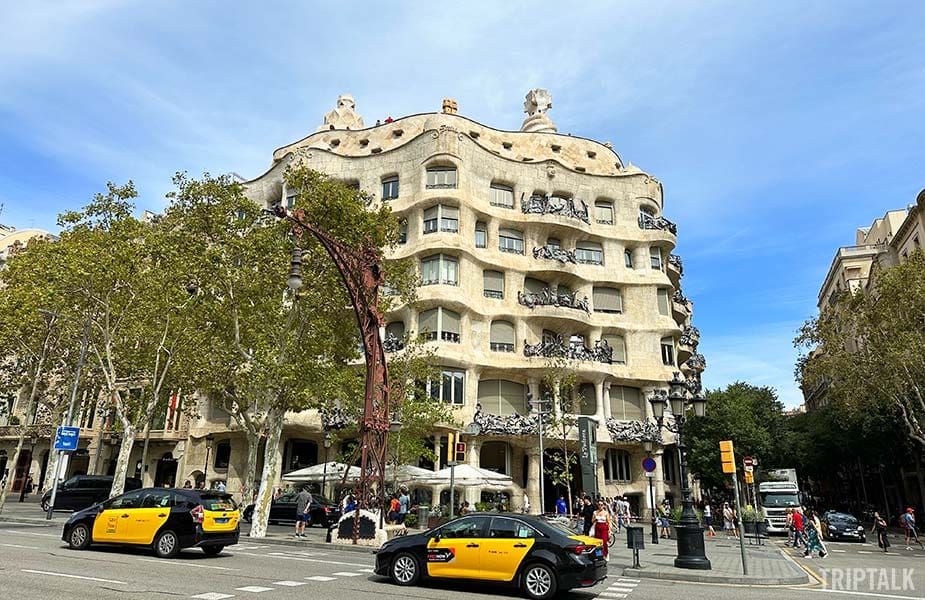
[241,492,341,527]
[375,513,606,600]
[62,487,240,558]
[821,511,866,543]
[41,475,143,512]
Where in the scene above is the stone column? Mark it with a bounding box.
[653,448,666,505]
[603,382,612,419]
[525,447,541,515]
[633,246,649,272]
[594,380,606,423]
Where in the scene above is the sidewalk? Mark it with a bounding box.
[615,532,809,585]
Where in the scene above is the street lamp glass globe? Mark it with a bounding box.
[692,394,707,417]
[649,394,667,419]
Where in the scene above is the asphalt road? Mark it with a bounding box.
[1,518,923,600]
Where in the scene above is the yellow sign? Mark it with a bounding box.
[447,432,456,463]
[744,471,754,484]
[720,440,736,474]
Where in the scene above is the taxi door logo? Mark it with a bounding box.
[427,547,456,563]
[106,515,118,534]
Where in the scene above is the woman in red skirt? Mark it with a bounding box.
[593,498,610,559]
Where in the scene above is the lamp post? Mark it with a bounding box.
[19,432,38,503]
[527,391,552,515]
[650,372,710,570]
[203,434,214,489]
[321,431,332,498]
[643,440,658,545]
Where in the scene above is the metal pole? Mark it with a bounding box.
[46,320,89,519]
[732,473,748,575]
[537,408,544,516]
[449,463,456,519]
[649,474,658,544]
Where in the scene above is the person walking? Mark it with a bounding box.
[703,501,716,537]
[593,498,611,559]
[901,508,924,550]
[792,508,805,548]
[872,511,890,553]
[556,496,567,515]
[294,487,313,538]
[580,496,595,536]
[216,480,226,493]
[398,489,410,525]
[659,500,671,539]
[803,510,828,558]
[784,507,794,546]
[723,502,736,538]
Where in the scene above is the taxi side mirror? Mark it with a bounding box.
[432,535,441,543]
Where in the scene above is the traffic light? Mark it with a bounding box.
[455,442,467,463]
[719,440,736,474]
[446,432,456,464]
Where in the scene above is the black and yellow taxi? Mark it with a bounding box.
[62,487,240,558]
[374,514,606,600]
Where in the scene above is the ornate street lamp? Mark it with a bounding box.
[321,431,333,497]
[650,372,711,570]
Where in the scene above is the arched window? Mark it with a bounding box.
[480,441,511,475]
[382,176,399,200]
[602,334,626,364]
[624,249,634,268]
[423,204,459,234]
[418,307,461,343]
[477,380,526,416]
[604,449,632,482]
[423,367,465,404]
[575,241,603,265]
[490,184,514,209]
[594,201,614,225]
[475,221,487,248]
[421,254,458,286]
[524,277,547,296]
[489,320,516,352]
[609,386,642,420]
[426,167,457,189]
[576,383,597,416]
[499,228,524,254]
[592,287,622,314]
[483,270,504,299]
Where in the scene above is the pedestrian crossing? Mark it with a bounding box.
[597,577,640,599]
[190,558,374,599]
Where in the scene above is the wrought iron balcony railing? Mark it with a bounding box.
[668,253,683,275]
[522,194,590,224]
[685,353,706,371]
[672,289,690,305]
[638,212,678,235]
[517,289,591,315]
[679,325,700,348]
[490,342,515,353]
[524,334,613,363]
[532,245,578,264]
[483,289,503,299]
[383,334,406,353]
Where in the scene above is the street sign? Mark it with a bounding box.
[720,440,736,474]
[54,426,80,451]
[744,471,754,484]
[642,457,657,473]
[644,471,655,478]
[744,465,754,473]
[743,456,753,467]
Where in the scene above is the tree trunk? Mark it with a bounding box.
[139,421,152,487]
[249,407,285,538]
[242,429,261,505]
[0,432,28,515]
[108,425,137,498]
[43,441,60,493]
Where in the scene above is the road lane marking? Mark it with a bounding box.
[21,569,126,584]
[617,578,640,582]
[857,550,872,554]
[272,581,306,587]
[600,594,626,599]
[305,576,337,581]
[7,530,60,537]
[358,568,375,573]
[235,586,274,593]
[608,586,636,592]
[191,594,235,600]
[331,572,364,577]
[136,557,238,571]
[0,543,39,549]
[247,552,370,567]
[802,589,925,600]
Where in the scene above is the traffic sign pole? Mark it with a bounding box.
[642,457,658,544]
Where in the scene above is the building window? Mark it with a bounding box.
[577,383,597,416]
[425,367,465,404]
[490,184,515,209]
[480,441,511,474]
[640,205,657,220]
[499,228,524,254]
[398,220,407,244]
[546,237,561,250]
[602,334,626,364]
[661,337,675,366]
[483,270,504,299]
[421,254,458,286]
[423,204,459,234]
[475,221,487,248]
[604,449,631,482]
[489,320,516,352]
[624,249,634,268]
[609,386,642,419]
[650,247,663,270]
[595,201,614,225]
[418,307,461,343]
[477,380,526,415]
[214,441,231,470]
[285,439,318,471]
[657,288,671,316]
[426,167,457,189]
[663,449,678,484]
[385,321,405,352]
[592,287,622,314]
[382,177,399,200]
[575,241,603,265]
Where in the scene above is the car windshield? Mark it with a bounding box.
[830,515,859,525]
[760,492,800,507]
[199,492,237,511]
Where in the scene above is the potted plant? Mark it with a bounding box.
[742,508,762,535]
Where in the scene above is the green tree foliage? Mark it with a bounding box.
[684,382,792,493]
[796,249,925,448]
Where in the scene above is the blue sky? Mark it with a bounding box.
[2,1,924,407]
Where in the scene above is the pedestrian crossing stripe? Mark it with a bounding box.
[305,576,336,581]
[235,586,273,593]
[600,594,626,599]
[331,572,363,576]
[272,581,306,587]
[191,594,234,600]
[618,578,641,582]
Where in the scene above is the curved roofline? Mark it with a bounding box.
[270,111,623,166]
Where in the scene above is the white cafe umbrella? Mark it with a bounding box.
[422,464,514,487]
[282,461,360,483]
[384,464,435,483]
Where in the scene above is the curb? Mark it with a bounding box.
[621,567,809,586]
[0,516,59,526]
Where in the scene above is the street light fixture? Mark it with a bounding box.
[321,431,332,497]
[287,247,304,291]
[649,371,711,570]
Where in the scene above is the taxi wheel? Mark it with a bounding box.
[202,545,224,556]
[390,552,421,586]
[154,530,180,558]
[521,562,557,600]
[68,523,91,550]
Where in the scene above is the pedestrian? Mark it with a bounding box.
[344,494,356,513]
[523,492,531,514]
[183,480,192,489]
[784,507,794,546]
[792,508,805,548]
[902,508,924,550]
[388,494,400,524]
[723,502,736,538]
[459,500,470,515]
[593,498,610,559]
[621,497,631,529]
[556,495,567,515]
[398,489,410,525]
[216,480,226,493]
[872,511,890,553]
[803,510,828,559]
[659,501,671,538]
[704,501,716,537]
[581,496,595,536]
[294,486,313,538]
[385,116,393,123]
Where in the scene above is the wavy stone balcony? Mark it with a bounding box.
[672,290,691,324]
[522,194,590,225]
[679,325,700,348]
[684,353,707,373]
[517,289,591,315]
[667,253,683,285]
[524,334,613,363]
[532,245,578,264]
[638,213,677,235]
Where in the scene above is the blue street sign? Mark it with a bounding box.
[642,457,657,473]
[54,426,80,451]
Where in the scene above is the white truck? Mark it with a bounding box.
[758,469,802,534]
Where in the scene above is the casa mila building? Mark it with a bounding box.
[200,90,706,516]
